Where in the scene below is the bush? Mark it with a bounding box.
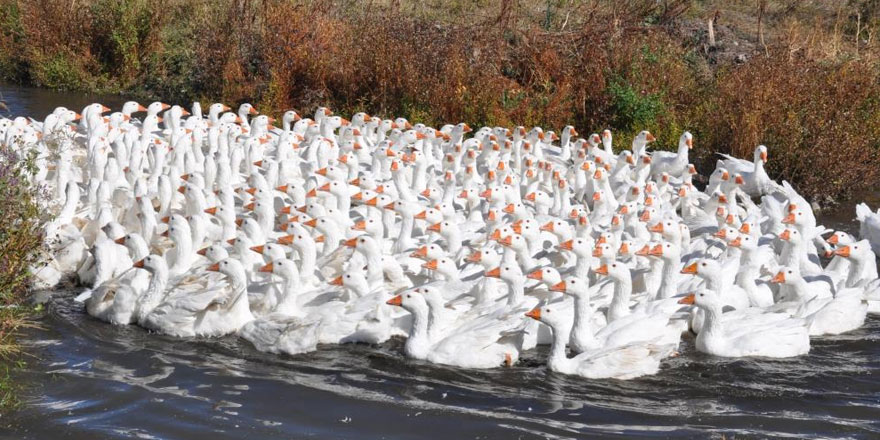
[0,0,879,201]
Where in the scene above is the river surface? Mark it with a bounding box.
[2,84,880,439]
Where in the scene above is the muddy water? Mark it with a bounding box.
[3,83,880,439]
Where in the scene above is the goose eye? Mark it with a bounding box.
[406,294,411,298]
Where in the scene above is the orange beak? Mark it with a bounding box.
[681,263,698,274]
[525,308,541,320]
[782,213,795,224]
[386,295,402,306]
[771,272,786,284]
[526,269,543,280]
[714,229,727,239]
[677,294,695,305]
[276,185,289,193]
[114,237,126,245]
[485,267,501,278]
[834,246,851,257]
[760,151,768,162]
[828,234,839,245]
[559,240,574,251]
[415,211,427,220]
[329,276,344,286]
[207,263,220,272]
[343,238,358,248]
[619,243,630,254]
[428,222,442,232]
[250,245,265,254]
[649,223,663,233]
[594,264,609,276]
[779,229,791,241]
[259,263,274,273]
[306,188,317,198]
[245,202,256,211]
[648,244,663,256]
[739,223,750,234]
[466,252,482,263]
[540,222,554,232]
[729,237,742,247]
[197,247,208,256]
[411,246,428,258]
[318,183,331,192]
[366,197,378,207]
[503,204,516,214]
[353,220,367,231]
[525,192,536,202]
[133,259,145,268]
[592,247,604,258]
[422,260,439,270]
[549,281,566,293]
[635,245,650,256]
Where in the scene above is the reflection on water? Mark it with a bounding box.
[6,291,880,439]
[3,83,880,438]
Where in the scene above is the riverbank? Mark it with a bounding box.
[0,140,45,409]
[1,0,880,202]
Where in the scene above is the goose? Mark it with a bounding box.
[525,304,673,380]
[133,256,254,337]
[677,291,810,358]
[650,131,692,179]
[387,287,524,369]
[770,267,866,336]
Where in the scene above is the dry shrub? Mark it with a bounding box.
[707,55,880,201]
[1,0,880,201]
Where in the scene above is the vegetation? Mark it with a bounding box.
[0,141,45,408]
[2,0,880,202]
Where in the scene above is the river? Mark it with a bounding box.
[2,83,879,439]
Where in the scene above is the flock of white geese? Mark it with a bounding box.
[6,101,880,380]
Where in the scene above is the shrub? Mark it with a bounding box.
[0,0,879,202]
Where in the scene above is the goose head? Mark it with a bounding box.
[754,145,768,163]
[679,131,693,150]
[207,258,248,285]
[387,287,430,315]
[132,254,168,274]
[259,258,300,282]
[526,266,562,287]
[826,231,855,247]
[353,217,383,238]
[558,236,593,258]
[197,244,230,262]
[525,303,565,330]
[422,258,459,280]
[331,270,371,297]
[485,261,524,286]
[549,275,591,300]
[677,290,722,311]
[411,243,447,261]
[466,247,502,269]
[833,239,874,262]
[594,260,629,282]
[680,259,721,280]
